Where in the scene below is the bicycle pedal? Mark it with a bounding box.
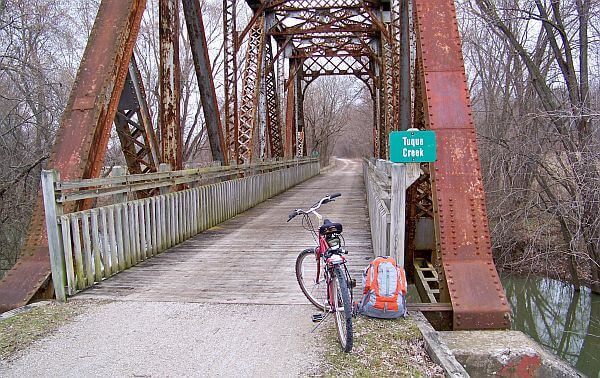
[349,278,356,288]
[312,313,324,322]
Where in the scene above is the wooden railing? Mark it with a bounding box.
[42,159,320,301]
[363,158,421,265]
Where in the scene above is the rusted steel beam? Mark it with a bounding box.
[285,65,296,158]
[159,0,182,170]
[237,1,268,47]
[398,0,411,131]
[0,0,146,312]
[264,41,284,158]
[182,0,227,164]
[115,55,159,175]
[223,0,239,163]
[413,0,511,330]
[238,18,265,163]
[382,30,394,158]
[270,26,378,36]
[294,69,305,157]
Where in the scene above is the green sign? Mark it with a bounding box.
[389,130,437,163]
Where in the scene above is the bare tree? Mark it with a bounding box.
[460,0,600,292]
[0,0,81,277]
[303,76,364,166]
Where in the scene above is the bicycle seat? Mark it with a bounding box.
[319,219,343,235]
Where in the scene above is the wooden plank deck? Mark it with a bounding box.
[75,158,374,305]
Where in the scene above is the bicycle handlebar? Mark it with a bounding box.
[286,193,342,222]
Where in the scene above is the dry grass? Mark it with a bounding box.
[0,300,99,361]
[320,315,444,377]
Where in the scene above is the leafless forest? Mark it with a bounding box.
[0,0,598,292]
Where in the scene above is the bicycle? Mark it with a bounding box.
[287,193,354,352]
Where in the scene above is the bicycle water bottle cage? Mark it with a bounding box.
[319,220,343,235]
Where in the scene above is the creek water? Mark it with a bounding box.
[502,275,600,377]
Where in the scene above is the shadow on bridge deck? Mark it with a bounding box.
[75,158,374,305]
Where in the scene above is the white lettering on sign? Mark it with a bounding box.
[402,137,424,147]
[402,148,424,157]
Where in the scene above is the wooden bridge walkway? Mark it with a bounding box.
[75,159,373,304]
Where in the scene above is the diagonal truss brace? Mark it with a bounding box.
[264,41,284,158]
[238,16,266,164]
[115,55,160,175]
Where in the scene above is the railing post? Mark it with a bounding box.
[390,162,422,267]
[111,166,128,203]
[390,164,406,265]
[41,169,67,302]
[158,163,171,195]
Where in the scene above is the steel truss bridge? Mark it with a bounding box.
[0,0,511,330]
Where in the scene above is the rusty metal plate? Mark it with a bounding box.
[415,0,511,330]
[422,71,473,129]
[413,0,464,72]
[444,261,511,330]
[0,249,50,313]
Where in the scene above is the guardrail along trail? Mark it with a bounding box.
[0,159,373,377]
[75,158,373,303]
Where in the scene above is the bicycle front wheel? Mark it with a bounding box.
[296,248,326,311]
[333,266,353,352]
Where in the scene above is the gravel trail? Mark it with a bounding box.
[0,300,324,377]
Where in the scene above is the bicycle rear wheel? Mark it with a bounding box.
[333,266,353,352]
[295,248,326,311]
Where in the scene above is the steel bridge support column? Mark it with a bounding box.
[277,50,286,152]
[223,0,238,164]
[398,0,412,131]
[0,0,147,312]
[294,67,305,157]
[238,17,266,163]
[382,34,395,159]
[159,0,182,170]
[413,0,511,330]
[263,40,284,158]
[257,42,268,159]
[182,0,227,164]
[285,60,297,158]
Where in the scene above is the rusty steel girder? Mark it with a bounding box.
[0,0,146,312]
[285,66,296,158]
[183,0,227,164]
[223,0,239,163]
[238,17,265,164]
[115,56,159,175]
[264,41,284,158]
[159,0,182,170]
[381,32,394,159]
[413,0,511,330]
[397,0,411,131]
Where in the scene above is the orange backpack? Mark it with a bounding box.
[359,256,407,318]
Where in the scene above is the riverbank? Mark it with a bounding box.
[495,245,599,295]
[502,274,600,377]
